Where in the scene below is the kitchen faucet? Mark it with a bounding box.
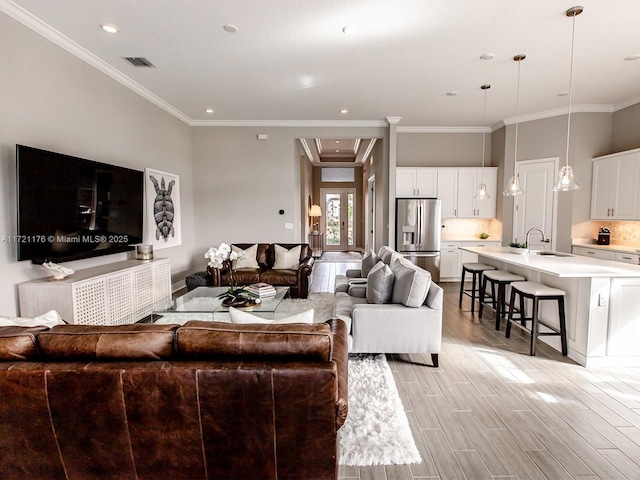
[526,227,550,248]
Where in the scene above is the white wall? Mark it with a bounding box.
[397,132,492,167]
[497,112,612,251]
[0,12,194,315]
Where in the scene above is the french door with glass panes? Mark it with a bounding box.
[321,188,356,251]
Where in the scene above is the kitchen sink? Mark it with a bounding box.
[529,251,573,257]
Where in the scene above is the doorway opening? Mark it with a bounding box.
[321,188,356,251]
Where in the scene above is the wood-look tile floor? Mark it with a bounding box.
[311,261,640,479]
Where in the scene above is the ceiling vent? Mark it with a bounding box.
[123,57,155,67]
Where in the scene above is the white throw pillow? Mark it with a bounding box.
[361,249,379,277]
[229,307,314,324]
[366,261,395,304]
[231,244,259,269]
[273,244,301,269]
[0,310,65,328]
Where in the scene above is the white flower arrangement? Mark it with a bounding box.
[204,243,249,299]
[204,243,247,269]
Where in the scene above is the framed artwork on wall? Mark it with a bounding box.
[144,168,182,250]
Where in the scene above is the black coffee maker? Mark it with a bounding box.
[597,227,610,245]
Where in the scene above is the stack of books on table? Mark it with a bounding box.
[248,282,277,298]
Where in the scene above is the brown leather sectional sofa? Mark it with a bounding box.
[186,243,315,298]
[0,319,348,480]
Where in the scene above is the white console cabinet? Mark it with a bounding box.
[19,258,171,325]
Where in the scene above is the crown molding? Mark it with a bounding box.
[189,119,388,127]
[614,93,640,112]
[397,126,491,134]
[500,104,613,127]
[0,0,192,125]
[385,117,402,125]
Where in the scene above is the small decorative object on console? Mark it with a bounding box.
[136,244,154,260]
[41,261,74,280]
[479,232,490,239]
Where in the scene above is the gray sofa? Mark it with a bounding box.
[333,246,443,366]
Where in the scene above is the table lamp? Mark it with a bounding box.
[309,204,322,233]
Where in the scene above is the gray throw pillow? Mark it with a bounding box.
[377,246,394,265]
[390,257,432,307]
[366,261,395,304]
[361,249,379,277]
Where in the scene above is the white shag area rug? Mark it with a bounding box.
[273,292,335,322]
[339,354,421,466]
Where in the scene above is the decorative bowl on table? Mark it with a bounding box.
[221,297,261,308]
[509,246,529,255]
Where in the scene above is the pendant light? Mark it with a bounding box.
[552,5,583,192]
[476,84,491,200]
[503,54,526,196]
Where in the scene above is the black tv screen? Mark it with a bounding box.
[17,145,144,263]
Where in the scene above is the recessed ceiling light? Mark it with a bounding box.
[624,54,640,61]
[100,24,119,34]
[205,108,214,113]
[342,26,354,34]
[480,53,495,60]
[446,91,457,96]
[335,140,340,143]
[340,109,348,114]
[223,24,238,33]
[335,149,340,153]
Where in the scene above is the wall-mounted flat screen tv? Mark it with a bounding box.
[17,145,144,263]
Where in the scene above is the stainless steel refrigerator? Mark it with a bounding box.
[396,198,442,282]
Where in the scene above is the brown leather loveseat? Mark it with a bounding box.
[0,319,348,480]
[186,243,314,298]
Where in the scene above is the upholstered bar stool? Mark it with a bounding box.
[458,263,495,314]
[505,281,568,356]
[479,270,525,330]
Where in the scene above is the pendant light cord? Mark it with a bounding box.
[565,11,577,169]
[481,86,488,183]
[514,59,521,177]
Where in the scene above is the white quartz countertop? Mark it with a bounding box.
[441,235,502,242]
[461,246,640,278]
[572,242,640,254]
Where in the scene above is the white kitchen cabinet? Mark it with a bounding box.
[437,169,458,217]
[440,242,461,280]
[439,240,501,281]
[591,150,640,220]
[616,252,640,265]
[436,168,497,219]
[571,246,616,261]
[18,259,171,324]
[457,168,498,218]
[397,167,498,218]
[396,168,437,197]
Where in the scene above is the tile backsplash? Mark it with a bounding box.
[441,218,502,236]
[590,221,640,245]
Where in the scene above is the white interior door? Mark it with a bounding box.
[513,158,558,250]
[321,188,357,251]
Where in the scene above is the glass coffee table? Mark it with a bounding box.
[152,286,290,324]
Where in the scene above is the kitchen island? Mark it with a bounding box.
[461,246,640,367]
